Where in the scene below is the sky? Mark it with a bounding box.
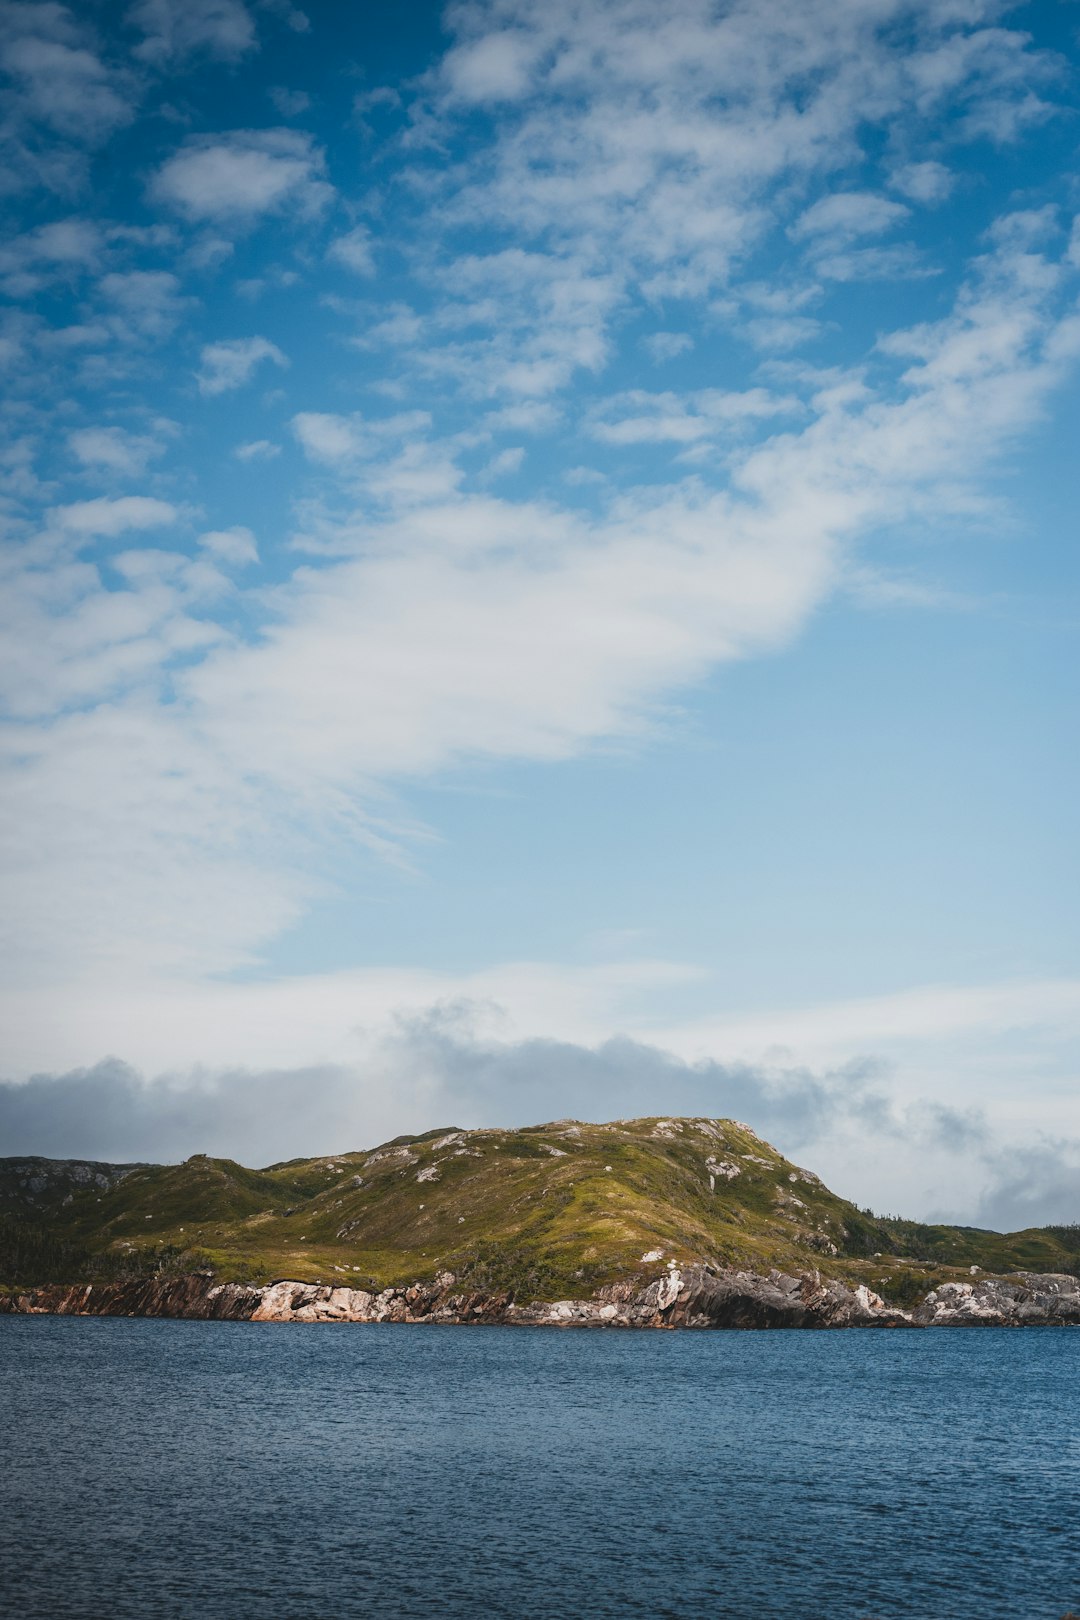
[0,0,1078,1225]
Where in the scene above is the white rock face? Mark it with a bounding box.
[540,1144,567,1157]
[641,1249,665,1263]
[912,1276,1080,1326]
[429,1133,465,1151]
[416,1165,440,1183]
[251,1281,379,1322]
[656,1268,683,1312]
[365,1147,418,1168]
[250,1282,308,1321]
[705,1157,741,1182]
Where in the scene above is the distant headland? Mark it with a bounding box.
[3,1117,1079,1328]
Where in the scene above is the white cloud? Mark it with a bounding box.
[0,217,102,296]
[0,457,839,988]
[49,495,178,537]
[292,411,362,463]
[743,314,822,351]
[269,86,311,117]
[0,703,301,974]
[588,387,797,446]
[483,401,561,435]
[667,977,1080,1076]
[240,228,1075,801]
[233,438,281,460]
[291,409,431,467]
[0,15,133,143]
[420,0,1053,318]
[440,30,540,103]
[263,0,309,34]
[791,192,911,246]
[973,1142,1080,1232]
[98,270,190,341]
[198,525,259,565]
[814,245,935,283]
[68,425,166,477]
[185,235,234,272]
[128,0,256,64]
[0,218,1072,1008]
[481,446,525,481]
[328,224,375,275]
[1067,217,1080,271]
[909,19,1059,144]
[151,129,332,225]
[890,159,955,204]
[644,331,693,363]
[0,546,216,740]
[414,249,621,399]
[196,335,287,395]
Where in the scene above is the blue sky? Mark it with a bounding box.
[1,0,1078,1223]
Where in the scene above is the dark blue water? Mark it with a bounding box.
[3,1319,1078,1619]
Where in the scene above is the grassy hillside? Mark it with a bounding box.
[3,1117,1078,1304]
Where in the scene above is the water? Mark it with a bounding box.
[2,1318,1078,1620]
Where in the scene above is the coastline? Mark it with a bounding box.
[5,1263,1080,1329]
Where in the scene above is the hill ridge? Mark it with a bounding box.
[2,1115,1078,1307]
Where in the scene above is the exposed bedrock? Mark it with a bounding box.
[912,1274,1080,1326]
[5,1263,1080,1328]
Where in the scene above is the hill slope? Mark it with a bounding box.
[4,1116,1078,1306]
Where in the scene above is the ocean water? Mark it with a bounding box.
[2,1318,1078,1620]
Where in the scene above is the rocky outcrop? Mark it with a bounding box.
[0,1157,143,1215]
[4,1264,1078,1329]
[248,1274,513,1325]
[628,1267,910,1329]
[0,1275,262,1320]
[913,1273,1080,1327]
[0,1265,906,1327]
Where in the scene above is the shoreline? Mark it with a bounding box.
[5,1263,1080,1329]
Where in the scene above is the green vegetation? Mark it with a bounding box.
[2,1118,1076,1305]
[0,1212,93,1285]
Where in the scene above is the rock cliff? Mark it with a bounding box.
[5,1262,1080,1329]
[912,1273,1080,1326]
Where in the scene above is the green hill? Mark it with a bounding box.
[2,1117,1078,1304]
